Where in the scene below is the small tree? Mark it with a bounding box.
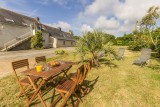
[140,6,160,50]
[31,31,44,49]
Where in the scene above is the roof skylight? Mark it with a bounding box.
[4,18,14,22]
[22,22,27,26]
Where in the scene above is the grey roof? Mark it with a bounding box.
[0,8,36,26]
[42,24,75,41]
[0,8,75,41]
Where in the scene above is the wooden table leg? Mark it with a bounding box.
[27,76,47,107]
[62,66,72,79]
[62,71,69,79]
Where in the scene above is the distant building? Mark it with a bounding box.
[0,8,75,51]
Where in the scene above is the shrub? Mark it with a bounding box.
[55,50,65,55]
[155,44,160,58]
[31,31,44,49]
[128,40,147,51]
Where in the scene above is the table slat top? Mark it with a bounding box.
[21,62,75,80]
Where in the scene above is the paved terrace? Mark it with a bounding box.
[0,47,75,78]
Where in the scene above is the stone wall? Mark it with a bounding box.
[9,38,31,51]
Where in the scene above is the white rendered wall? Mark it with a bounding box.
[57,39,75,48]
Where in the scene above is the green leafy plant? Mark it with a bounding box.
[76,30,117,66]
[128,39,147,51]
[31,31,44,49]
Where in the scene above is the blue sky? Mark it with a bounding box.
[0,0,160,36]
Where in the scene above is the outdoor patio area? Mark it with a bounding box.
[0,48,160,107]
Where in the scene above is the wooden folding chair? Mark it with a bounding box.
[54,65,84,107]
[12,59,39,103]
[71,63,90,96]
[35,56,46,63]
[71,59,93,81]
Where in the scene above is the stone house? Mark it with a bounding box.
[0,8,75,51]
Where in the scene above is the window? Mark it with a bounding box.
[37,26,41,30]
[63,41,65,45]
[37,25,42,30]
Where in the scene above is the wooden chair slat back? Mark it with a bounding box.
[76,64,84,85]
[69,65,83,93]
[12,59,29,71]
[79,64,88,84]
[12,59,29,86]
[35,56,46,63]
[80,60,93,84]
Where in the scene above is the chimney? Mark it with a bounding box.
[68,30,73,36]
[58,27,61,31]
[35,17,40,23]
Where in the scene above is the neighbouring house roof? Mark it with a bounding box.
[42,24,75,41]
[0,8,75,41]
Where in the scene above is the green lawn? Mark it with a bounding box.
[0,48,160,107]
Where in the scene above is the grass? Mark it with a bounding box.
[0,47,160,107]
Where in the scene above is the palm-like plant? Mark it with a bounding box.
[76,30,117,66]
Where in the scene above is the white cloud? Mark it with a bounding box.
[95,16,120,30]
[102,29,119,36]
[81,24,93,32]
[78,0,160,36]
[48,21,71,31]
[82,0,116,16]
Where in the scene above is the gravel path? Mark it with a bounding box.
[0,47,75,78]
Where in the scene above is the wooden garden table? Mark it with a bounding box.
[21,61,75,107]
